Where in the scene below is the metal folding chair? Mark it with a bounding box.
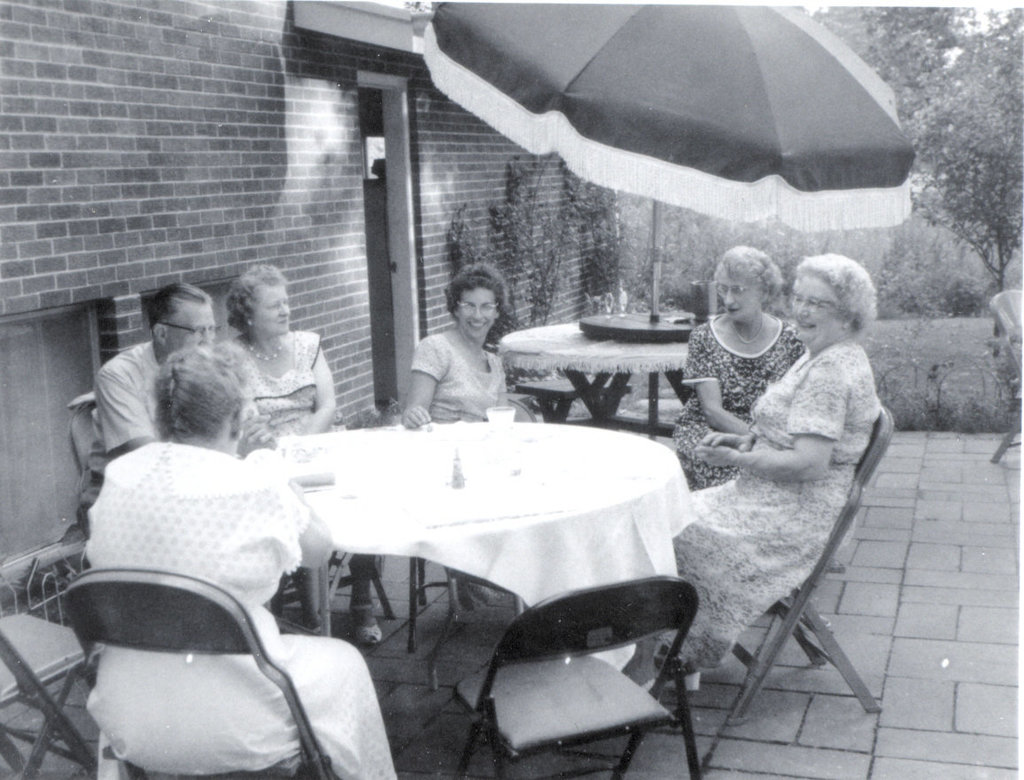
[455,575,701,779]
[0,614,95,777]
[727,407,894,724]
[989,290,1021,463]
[67,568,337,780]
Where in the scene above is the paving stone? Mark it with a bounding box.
[862,506,914,528]
[878,456,925,473]
[851,539,907,568]
[915,500,963,522]
[957,606,1019,645]
[719,688,808,742]
[833,565,902,585]
[961,546,1018,575]
[851,525,912,543]
[879,676,955,730]
[918,486,1011,503]
[894,602,959,640]
[871,756,1019,779]
[904,569,1018,591]
[912,522,1014,547]
[837,581,899,617]
[956,682,1017,738]
[876,471,920,489]
[709,737,871,778]
[888,638,1017,685]
[962,502,1014,523]
[798,694,878,751]
[918,463,963,483]
[901,584,1019,609]
[822,613,894,636]
[906,541,961,571]
[875,727,1018,769]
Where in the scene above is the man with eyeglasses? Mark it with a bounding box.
[79,283,217,526]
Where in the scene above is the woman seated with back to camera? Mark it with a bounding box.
[401,262,509,429]
[672,246,804,490]
[86,344,396,779]
[669,255,881,686]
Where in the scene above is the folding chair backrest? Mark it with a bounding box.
[802,406,894,594]
[492,576,698,667]
[991,290,1022,378]
[67,568,333,780]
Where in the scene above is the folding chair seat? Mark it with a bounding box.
[0,613,95,777]
[455,575,701,779]
[727,406,894,724]
[66,568,338,780]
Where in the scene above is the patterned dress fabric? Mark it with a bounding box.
[673,317,804,489]
[238,330,322,437]
[673,340,880,669]
[86,443,396,779]
[410,331,505,422]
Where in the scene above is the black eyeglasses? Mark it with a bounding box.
[159,322,221,337]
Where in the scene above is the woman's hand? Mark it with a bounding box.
[700,431,755,451]
[239,413,276,455]
[402,405,432,429]
[694,442,740,468]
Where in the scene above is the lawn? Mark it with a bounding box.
[864,316,1013,432]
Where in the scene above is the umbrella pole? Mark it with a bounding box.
[649,200,662,324]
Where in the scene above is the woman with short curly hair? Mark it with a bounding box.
[673,246,804,489]
[87,345,396,779]
[402,263,509,428]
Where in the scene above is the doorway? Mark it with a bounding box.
[357,73,418,408]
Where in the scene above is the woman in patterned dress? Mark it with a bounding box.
[401,263,508,428]
[86,345,396,779]
[672,255,881,681]
[228,265,381,644]
[673,246,804,490]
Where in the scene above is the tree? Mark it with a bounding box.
[816,8,1023,290]
[914,11,1022,291]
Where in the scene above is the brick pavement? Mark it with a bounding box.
[5,432,1018,779]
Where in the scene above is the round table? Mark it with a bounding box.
[282,423,692,607]
[499,322,694,436]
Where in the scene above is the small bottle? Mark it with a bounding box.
[451,448,466,489]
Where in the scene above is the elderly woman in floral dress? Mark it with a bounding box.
[671,255,881,686]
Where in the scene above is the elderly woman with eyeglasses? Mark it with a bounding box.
[673,246,804,490]
[402,263,508,429]
[667,254,881,686]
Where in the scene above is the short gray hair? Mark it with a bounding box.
[796,254,877,333]
[715,246,784,304]
[226,264,288,334]
[155,344,247,442]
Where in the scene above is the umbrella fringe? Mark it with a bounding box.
[424,25,912,233]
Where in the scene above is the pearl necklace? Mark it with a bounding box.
[247,339,283,362]
[732,314,765,345]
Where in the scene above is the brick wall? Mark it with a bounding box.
[1,0,590,419]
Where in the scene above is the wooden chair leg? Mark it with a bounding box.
[991,427,1019,463]
[801,605,880,713]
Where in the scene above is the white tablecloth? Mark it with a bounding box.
[282,423,692,606]
[499,322,689,374]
